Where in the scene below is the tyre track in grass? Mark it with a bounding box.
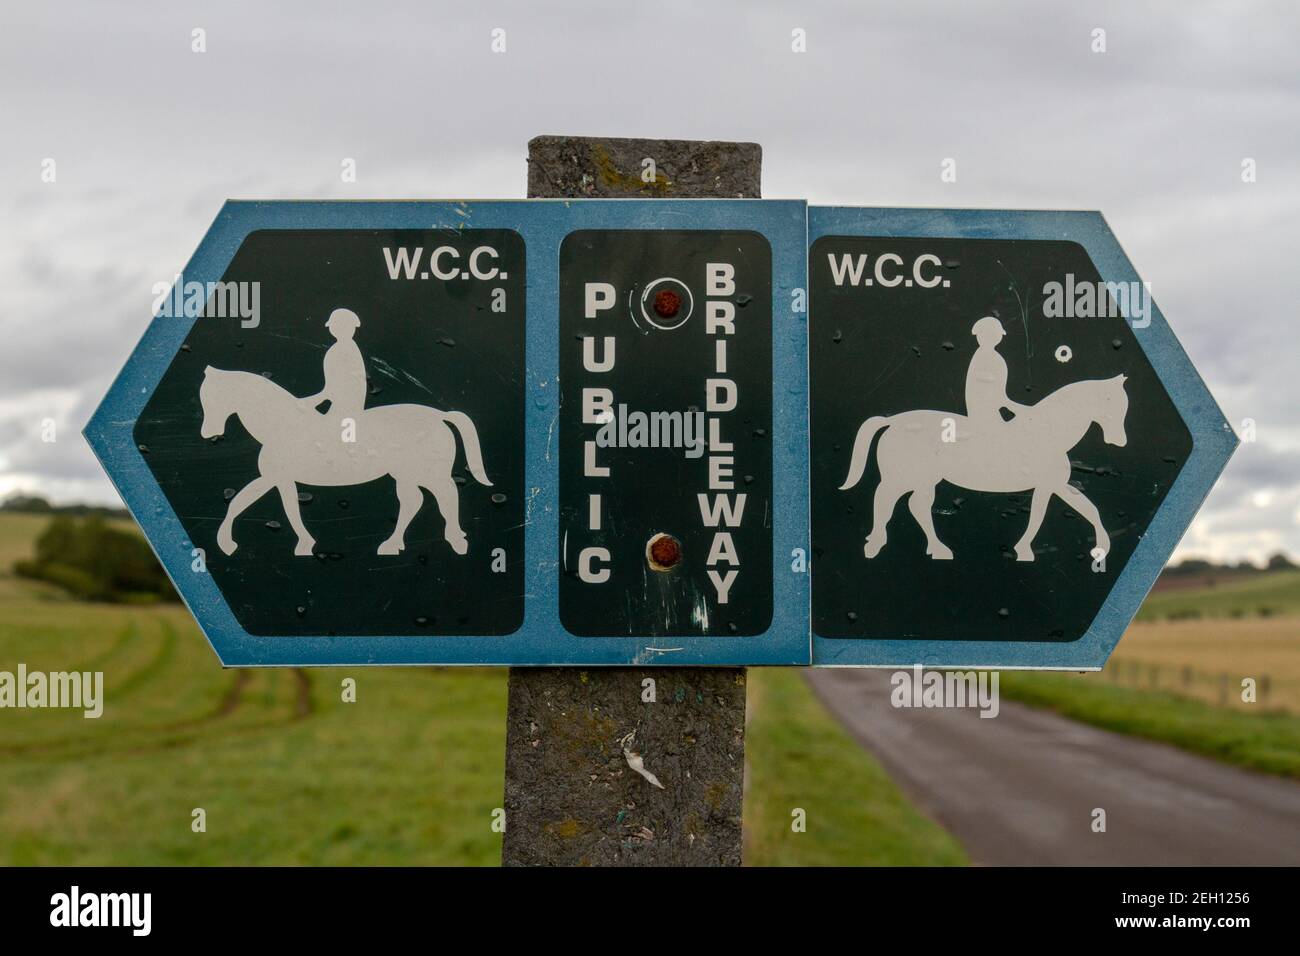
[69,622,139,674]
[0,614,314,760]
[103,617,177,699]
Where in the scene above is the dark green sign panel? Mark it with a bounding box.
[136,228,527,637]
[805,207,1229,670]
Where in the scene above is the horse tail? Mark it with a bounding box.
[443,412,493,487]
[839,416,890,491]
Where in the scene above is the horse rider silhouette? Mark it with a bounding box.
[298,308,367,425]
[839,316,1129,563]
[966,316,1030,434]
[200,307,493,559]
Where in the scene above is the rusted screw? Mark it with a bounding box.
[653,289,681,318]
[646,532,682,571]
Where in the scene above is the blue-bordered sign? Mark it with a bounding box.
[85,200,810,666]
[808,207,1236,670]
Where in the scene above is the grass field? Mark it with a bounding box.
[1104,617,1300,713]
[0,514,963,866]
[1137,569,1300,621]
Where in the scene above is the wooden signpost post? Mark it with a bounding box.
[502,136,763,867]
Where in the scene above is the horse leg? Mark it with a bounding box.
[379,480,424,555]
[1057,482,1110,558]
[217,475,273,556]
[864,480,906,558]
[274,479,316,556]
[1013,487,1052,562]
[908,484,953,560]
[423,472,467,555]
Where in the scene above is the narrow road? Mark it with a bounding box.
[806,669,1300,865]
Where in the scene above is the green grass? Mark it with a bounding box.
[1137,569,1300,621]
[0,607,510,865]
[744,669,967,866]
[1000,671,1300,778]
[0,514,511,865]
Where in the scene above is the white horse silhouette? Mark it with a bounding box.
[199,367,492,557]
[839,374,1128,562]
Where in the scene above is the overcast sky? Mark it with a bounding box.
[1,0,1296,562]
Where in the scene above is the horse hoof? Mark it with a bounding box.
[447,535,468,556]
[217,531,237,556]
[863,539,883,559]
[294,540,316,557]
[1015,547,1035,562]
[377,540,402,556]
[928,546,954,561]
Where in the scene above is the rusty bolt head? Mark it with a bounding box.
[653,289,681,319]
[646,532,682,571]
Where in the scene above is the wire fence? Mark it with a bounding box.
[1103,656,1296,713]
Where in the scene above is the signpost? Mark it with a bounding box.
[808,208,1237,669]
[82,143,1239,867]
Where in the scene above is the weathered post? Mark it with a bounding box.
[501,135,760,866]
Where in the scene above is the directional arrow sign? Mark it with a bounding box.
[808,208,1236,669]
[85,200,809,666]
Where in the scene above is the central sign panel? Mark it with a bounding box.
[558,230,774,637]
[86,200,809,667]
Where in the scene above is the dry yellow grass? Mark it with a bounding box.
[1105,617,1300,713]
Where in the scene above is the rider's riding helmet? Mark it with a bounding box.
[326,308,361,336]
[971,315,1006,344]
